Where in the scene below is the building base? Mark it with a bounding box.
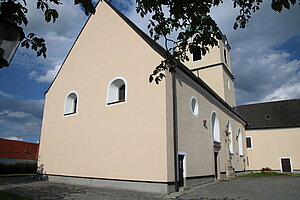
[47,174,175,194]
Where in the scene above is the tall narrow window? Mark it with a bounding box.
[227,121,233,153]
[64,92,78,116]
[238,129,243,156]
[224,49,227,64]
[107,77,127,105]
[190,97,199,116]
[246,136,252,148]
[193,46,202,62]
[211,112,220,142]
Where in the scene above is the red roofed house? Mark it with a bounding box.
[0,138,39,164]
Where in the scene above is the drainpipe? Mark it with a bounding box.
[172,71,179,192]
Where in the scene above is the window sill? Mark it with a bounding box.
[107,99,126,106]
[64,112,76,116]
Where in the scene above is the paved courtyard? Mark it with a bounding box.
[0,176,299,199]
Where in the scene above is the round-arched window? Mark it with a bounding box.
[190,97,199,116]
[211,111,220,142]
[107,77,127,105]
[227,120,233,153]
[64,92,78,116]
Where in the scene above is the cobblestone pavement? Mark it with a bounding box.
[0,176,164,200]
[0,176,300,200]
[178,176,300,200]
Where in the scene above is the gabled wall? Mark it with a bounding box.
[39,1,170,186]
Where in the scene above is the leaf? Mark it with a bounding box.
[233,22,239,30]
[149,75,154,83]
[271,1,283,12]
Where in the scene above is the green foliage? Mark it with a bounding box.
[0,0,299,72]
[0,162,37,175]
[0,191,32,200]
[261,167,272,172]
[239,172,288,177]
[0,0,97,60]
[136,0,299,83]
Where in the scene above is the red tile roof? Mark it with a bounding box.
[0,138,39,160]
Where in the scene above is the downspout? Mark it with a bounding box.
[172,71,179,192]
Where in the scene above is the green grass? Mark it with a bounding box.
[239,172,290,177]
[0,174,35,177]
[0,191,32,200]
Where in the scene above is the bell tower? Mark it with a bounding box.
[183,34,236,107]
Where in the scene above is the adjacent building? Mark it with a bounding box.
[237,99,300,173]
[0,138,39,164]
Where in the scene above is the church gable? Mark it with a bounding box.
[46,1,165,96]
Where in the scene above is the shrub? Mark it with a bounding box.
[261,167,272,173]
[0,161,37,174]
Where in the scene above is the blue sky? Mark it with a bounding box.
[0,0,299,143]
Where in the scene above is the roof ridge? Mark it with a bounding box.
[238,98,300,107]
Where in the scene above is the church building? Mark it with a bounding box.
[38,1,247,194]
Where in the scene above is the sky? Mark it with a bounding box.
[0,0,299,143]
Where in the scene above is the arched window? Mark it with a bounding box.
[64,92,78,116]
[211,112,220,142]
[190,96,199,116]
[237,129,243,156]
[227,121,233,153]
[107,77,127,105]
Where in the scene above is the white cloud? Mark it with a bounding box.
[0,110,29,118]
[13,0,88,85]
[30,64,60,83]
[0,99,44,142]
[125,1,300,105]
[263,76,300,102]
[4,136,24,141]
[210,1,300,105]
[0,91,16,99]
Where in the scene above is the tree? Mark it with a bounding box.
[0,0,298,81]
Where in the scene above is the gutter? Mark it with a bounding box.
[172,71,179,192]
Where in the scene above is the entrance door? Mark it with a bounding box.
[178,154,185,187]
[281,158,292,172]
[214,152,218,179]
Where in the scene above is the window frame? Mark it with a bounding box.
[106,76,128,107]
[211,111,220,143]
[64,91,79,117]
[246,136,253,149]
[237,128,244,156]
[279,157,293,173]
[227,120,233,154]
[227,80,231,90]
[190,96,199,116]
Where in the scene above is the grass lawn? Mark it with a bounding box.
[239,172,291,177]
[0,174,35,177]
[0,191,32,200]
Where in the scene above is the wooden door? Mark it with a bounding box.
[178,154,185,187]
[214,152,218,179]
[281,158,292,172]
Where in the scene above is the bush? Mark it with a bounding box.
[0,161,37,174]
[261,167,272,173]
